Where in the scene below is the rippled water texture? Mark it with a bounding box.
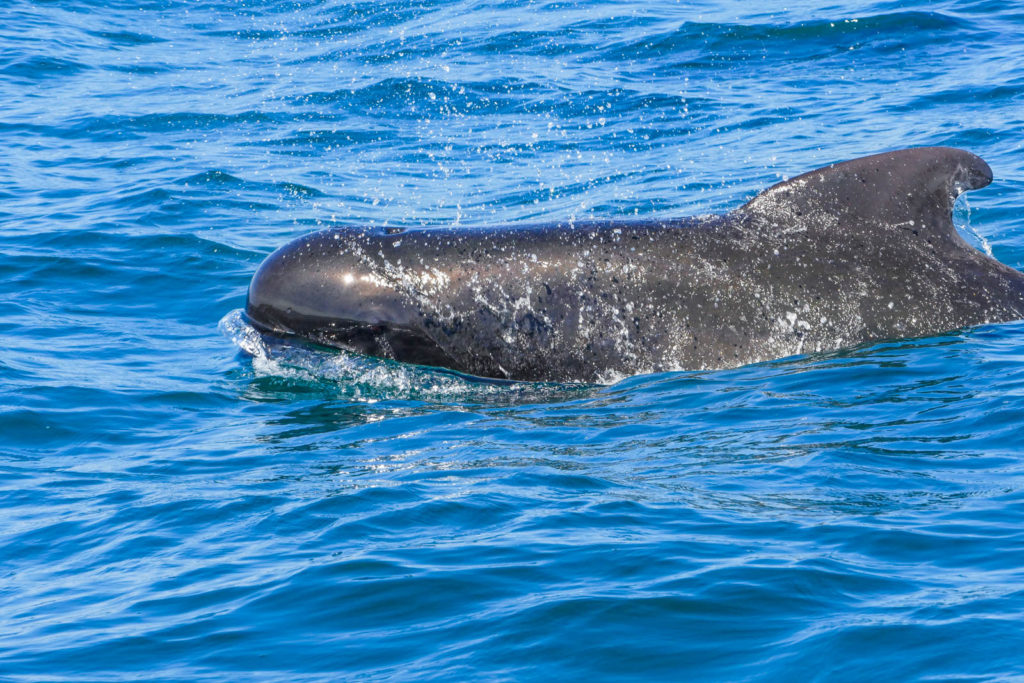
[4,1,1024,679]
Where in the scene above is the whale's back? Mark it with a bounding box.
[246,148,1024,382]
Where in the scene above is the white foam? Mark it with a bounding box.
[218,309,585,402]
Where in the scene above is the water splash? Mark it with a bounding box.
[954,193,993,257]
[218,309,587,403]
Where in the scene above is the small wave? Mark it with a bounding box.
[176,170,326,197]
[900,83,1024,111]
[54,111,295,142]
[0,55,91,80]
[604,10,974,66]
[84,29,166,46]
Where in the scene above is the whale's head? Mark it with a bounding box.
[245,229,454,365]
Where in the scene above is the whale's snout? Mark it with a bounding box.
[245,234,327,337]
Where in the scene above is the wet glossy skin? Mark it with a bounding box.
[246,147,1024,382]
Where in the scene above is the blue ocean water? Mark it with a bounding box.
[3,0,1024,679]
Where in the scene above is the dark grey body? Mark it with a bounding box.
[246,147,1024,382]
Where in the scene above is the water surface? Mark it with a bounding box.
[3,0,1024,679]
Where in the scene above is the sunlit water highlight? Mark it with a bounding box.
[3,0,1024,679]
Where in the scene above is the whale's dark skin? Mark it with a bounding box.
[245,147,1024,382]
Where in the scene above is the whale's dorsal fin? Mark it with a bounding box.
[740,147,992,242]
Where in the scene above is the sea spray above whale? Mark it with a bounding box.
[244,147,1024,383]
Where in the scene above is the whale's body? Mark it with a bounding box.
[245,147,1024,382]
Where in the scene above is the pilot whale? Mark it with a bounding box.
[245,147,1024,383]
